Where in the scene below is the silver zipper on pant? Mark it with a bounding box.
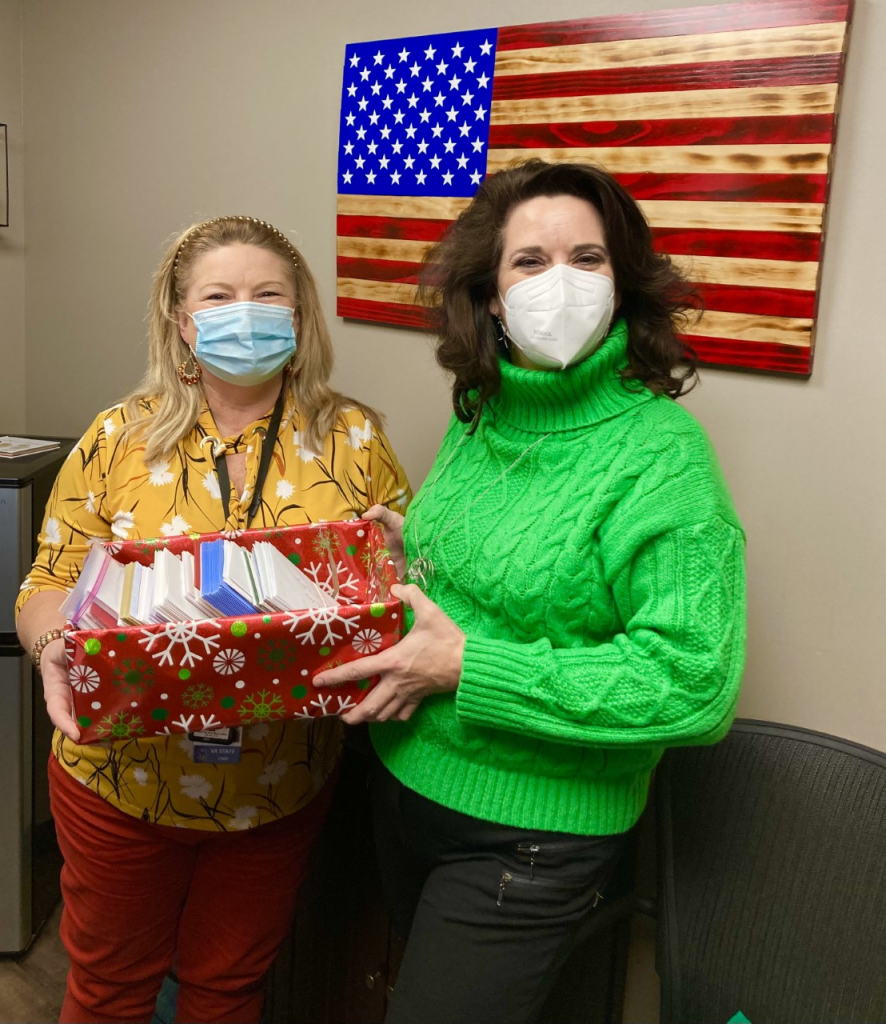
[497,871,513,906]
[496,869,606,907]
[516,842,540,880]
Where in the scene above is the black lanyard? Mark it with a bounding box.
[215,388,286,529]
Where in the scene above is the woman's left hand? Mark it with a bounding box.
[313,584,465,724]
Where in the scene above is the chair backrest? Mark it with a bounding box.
[655,719,886,1024]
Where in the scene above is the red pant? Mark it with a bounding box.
[49,755,334,1024]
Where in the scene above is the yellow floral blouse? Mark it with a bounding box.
[16,394,411,831]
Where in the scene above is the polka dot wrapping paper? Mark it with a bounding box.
[64,521,401,744]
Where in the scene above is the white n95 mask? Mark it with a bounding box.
[499,264,616,370]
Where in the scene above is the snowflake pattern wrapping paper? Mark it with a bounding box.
[64,521,401,744]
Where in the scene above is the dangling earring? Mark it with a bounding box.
[177,349,202,386]
[492,314,509,349]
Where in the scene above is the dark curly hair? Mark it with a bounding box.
[418,159,700,425]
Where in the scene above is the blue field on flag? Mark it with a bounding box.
[338,29,496,198]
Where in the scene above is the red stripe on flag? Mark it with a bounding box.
[615,172,826,203]
[338,297,432,329]
[487,113,835,148]
[496,0,851,49]
[651,227,820,261]
[337,215,451,242]
[491,54,843,100]
[693,283,816,318]
[337,257,421,284]
[684,333,812,374]
[336,222,823,262]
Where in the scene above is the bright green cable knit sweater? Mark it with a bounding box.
[371,319,746,836]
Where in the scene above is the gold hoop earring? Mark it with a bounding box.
[177,350,202,386]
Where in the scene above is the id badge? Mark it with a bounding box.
[189,726,243,764]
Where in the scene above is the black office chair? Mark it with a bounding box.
[655,719,886,1024]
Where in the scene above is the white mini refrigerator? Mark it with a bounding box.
[0,441,74,952]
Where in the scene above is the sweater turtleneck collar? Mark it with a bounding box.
[489,318,655,435]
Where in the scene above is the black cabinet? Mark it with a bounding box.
[265,745,632,1024]
[264,745,396,1024]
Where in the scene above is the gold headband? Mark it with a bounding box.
[173,215,300,276]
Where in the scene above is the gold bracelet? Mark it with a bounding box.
[31,628,66,671]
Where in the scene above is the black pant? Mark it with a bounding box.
[371,760,628,1024]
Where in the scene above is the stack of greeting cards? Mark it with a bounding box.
[63,521,401,744]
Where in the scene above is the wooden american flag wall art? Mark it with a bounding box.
[335,0,852,377]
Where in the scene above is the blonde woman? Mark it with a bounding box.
[16,216,410,1024]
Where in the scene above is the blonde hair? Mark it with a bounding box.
[121,215,380,464]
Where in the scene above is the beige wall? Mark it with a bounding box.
[10,2,886,1016]
[0,0,26,432]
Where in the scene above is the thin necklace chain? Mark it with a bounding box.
[407,430,551,588]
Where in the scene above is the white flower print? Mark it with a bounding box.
[394,487,408,508]
[229,805,259,831]
[103,417,116,438]
[44,518,62,545]
[346,419,372,450]
[292,430,320,463]
[111,510,135,540]
[202,471,221,500]
[248,723,270,740]
[70,665,100,693]
[214,648,245,675]
[147,460,174,487]
[160,514,191,537]
[276,479,295,499]
[133,768,148,786]
[352,628,382,655]
[257,760,289,786]
[178,774,212,801]
[85,491,97,515]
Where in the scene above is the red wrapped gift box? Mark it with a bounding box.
[64,521,401,744]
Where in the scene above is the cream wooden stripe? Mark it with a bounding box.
[337,196,823,235]
[338,236,434,262]
[338,277,421,306]
[490,84,838,125]
[338,236,820,292]
[495,22,847,76]
[640,199,823,233]
[690,309,812,347]
[337,194,471,220]
[486,144,831,176]
[673,253,818,291]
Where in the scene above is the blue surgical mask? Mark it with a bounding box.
[190,302,296,386]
